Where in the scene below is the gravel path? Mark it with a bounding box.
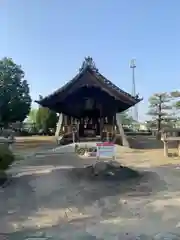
[0,148,180,239]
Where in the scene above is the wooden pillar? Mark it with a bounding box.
[64,115,67,125]
[76,118,80,141]
[113,114,116,134]
[116,112,129,147]
[163,141,168,157]
[100,117,103,139]
[178,141,180,157]
[55,113,63,139]
[67,116,71,133]
[99,105,104,139]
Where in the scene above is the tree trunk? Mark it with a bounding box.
[156,115,162,140]
[156,95,162,139]
[157,117,161,133]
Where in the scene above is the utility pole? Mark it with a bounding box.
[130,59,138,121]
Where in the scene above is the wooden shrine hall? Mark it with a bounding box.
[36,57,141,145]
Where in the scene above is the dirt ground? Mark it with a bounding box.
[13,136,57,154]
[1,136,180,239]
[14,135,180,167]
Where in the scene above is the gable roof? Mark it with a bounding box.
[36,57,142,107]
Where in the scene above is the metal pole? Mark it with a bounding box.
[130,59,138,122]
[132,67,135,96]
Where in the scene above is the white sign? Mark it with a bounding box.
[96,142,115,160]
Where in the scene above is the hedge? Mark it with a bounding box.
[0,145,15,170]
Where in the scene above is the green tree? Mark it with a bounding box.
[27,108,38,123]
[169,91,180,127]
[36,108,58,133]
[36,96,58,133]
[147,93,173,133]
[171,91,180,112]
[0,57,31,126]
[120,110,134,126]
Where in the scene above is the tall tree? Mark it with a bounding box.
[169,91,180,127]
[36,108,58,133]
[36,96,58,133]
[27,108,38,123]
[120,110,134,126]
[0,57,31,125]
[147,93,173,133]
[171,91,180,112]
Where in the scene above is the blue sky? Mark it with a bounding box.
[1,0,180,121]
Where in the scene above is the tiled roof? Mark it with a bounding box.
[36,57,142,104]
[90,67,140,102]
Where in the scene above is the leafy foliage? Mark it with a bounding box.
[36,107,58,132]
[0,145,15,170]
[170,91,180,112]
[147,93,173,132]
[27,108,38,123]
[36,96,58,133]
[0,57,31,125]
[147,91,180,131]
[120,110,134,126]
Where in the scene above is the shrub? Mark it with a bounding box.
[0,145,15,170]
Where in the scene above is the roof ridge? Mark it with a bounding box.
[88,68,141,101]
[36,57,142,105]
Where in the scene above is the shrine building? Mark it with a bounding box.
[36,57,141,144]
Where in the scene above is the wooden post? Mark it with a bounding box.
[106,132,109,142]
[64,115,67,125]
[113,114,116,135]
[55,113,63,140]
[163,141,168,157]
[178,141,180,157]
[99,105,103,140]
[72,131,75,143]
[116,112,129,147]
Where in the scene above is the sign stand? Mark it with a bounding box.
[96,142,116,161]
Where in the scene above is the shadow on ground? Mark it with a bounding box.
[0,169,167,235]
[1,152,180,239]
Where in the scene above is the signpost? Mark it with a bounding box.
[96,142,115,160]
[72,125,77,143]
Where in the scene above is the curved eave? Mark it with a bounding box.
[35,96,142,111]
[35,65,143,110]
[36,67,88,105]
[35,87,142,109]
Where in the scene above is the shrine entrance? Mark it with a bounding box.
[78,110,101,138]
[79,120,100,137]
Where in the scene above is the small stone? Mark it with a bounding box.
[93,162,107,174]
[123,200,127,204]
[109,160,121,168]
[107,171,114,176]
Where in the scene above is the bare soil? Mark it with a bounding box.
[13,136,56,153]
[1,136,180,239]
